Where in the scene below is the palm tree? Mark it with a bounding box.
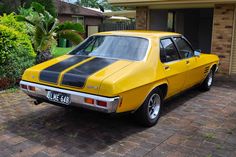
[17,2,84,63]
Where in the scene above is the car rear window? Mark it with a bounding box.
[70,35,149,61]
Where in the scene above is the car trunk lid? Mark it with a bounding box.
[22,55,132,95]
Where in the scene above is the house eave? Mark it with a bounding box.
[103,10,136,18]
[58,13,103,18]
[108,0,236,7]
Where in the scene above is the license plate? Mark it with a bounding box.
[46,91,71,105]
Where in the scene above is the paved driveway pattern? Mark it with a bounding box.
[0,78,236,157]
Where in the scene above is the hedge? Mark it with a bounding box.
[0,24,35,89]
[0,13,28,34]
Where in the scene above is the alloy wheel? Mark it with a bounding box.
[148,94,161,120]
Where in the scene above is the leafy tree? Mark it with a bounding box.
[0,0,56,16]
[17,2,85,63]
[24,0,57,17]
[76,0,123,11]
[76,0,98,8]
[0,0,21,14]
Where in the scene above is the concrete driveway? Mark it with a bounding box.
[0,77,236,157]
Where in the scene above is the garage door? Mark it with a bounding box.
[87,26,99,37]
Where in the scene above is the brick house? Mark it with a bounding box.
[108,0,236,75]
[56,0,103,37]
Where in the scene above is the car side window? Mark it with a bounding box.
[160,38,180,62]
[160,43,167,63]
[173,37,194,58]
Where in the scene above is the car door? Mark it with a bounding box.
[172,37,203,89]
[160,38,188,97]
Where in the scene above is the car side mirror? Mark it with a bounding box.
[194,49,201,57]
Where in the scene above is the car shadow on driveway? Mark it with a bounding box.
[2,91,201,156]
[2,106,147,156]
[1,79,233,156]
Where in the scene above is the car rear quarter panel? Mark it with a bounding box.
[197,53,219,76]
[99,39,169,113]
[201,54,219,66]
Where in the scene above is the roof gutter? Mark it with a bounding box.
[108,0,236,6]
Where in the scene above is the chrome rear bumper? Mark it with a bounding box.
[20,81,120,113]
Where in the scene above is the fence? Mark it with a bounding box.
[99,22,135,32]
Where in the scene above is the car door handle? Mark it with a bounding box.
[164,66,170,70]
[186,60,190,64]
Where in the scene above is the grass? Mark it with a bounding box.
[216,144,222,150]
[204,133,215,140]
[51,47,74,57]
[2,86,19,93]
[206,154,212,157]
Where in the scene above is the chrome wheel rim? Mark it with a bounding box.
[208,71,213,87]
[148,94,161,120]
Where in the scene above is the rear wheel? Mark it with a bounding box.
[134,89,163,127]
[199,69,214,91]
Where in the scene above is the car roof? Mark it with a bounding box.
[95,30,181,39]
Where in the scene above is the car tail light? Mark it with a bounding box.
[84,98,94,104]
[28,86,36,91]
[21,84,27,89]
[97,100,107,107]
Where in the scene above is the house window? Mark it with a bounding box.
[72,16,84,25]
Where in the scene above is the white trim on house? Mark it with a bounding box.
[108,0,236,6]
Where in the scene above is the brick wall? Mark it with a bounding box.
[136,7,149,30]
[211,4,235,75]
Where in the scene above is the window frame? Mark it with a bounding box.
[159,37,181,63]
[172,36,195,59]
[159,35,195,63]
[160,42,167,63]
[72,15,84,26]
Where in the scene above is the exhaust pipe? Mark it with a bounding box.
[34,100,42,105]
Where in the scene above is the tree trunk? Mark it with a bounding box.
[36,50,53,64]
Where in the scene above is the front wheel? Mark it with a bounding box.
[134,89,163,127]
[199,69,214,91]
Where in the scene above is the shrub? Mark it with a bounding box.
[0,24,35,89]
[0,13,27,33]
[0,13,34,37]
[17,2,84,63]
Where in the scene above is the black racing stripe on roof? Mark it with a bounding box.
[61,57,117,88]
[39,56,90,84]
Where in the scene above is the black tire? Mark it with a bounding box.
[199,69,214,91]
[134,88,163,127]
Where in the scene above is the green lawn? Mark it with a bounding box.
[52,47,74,57]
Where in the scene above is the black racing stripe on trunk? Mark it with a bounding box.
[61,58,117,88]
[39,56,90,84]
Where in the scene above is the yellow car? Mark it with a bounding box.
[20,31,219,126]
